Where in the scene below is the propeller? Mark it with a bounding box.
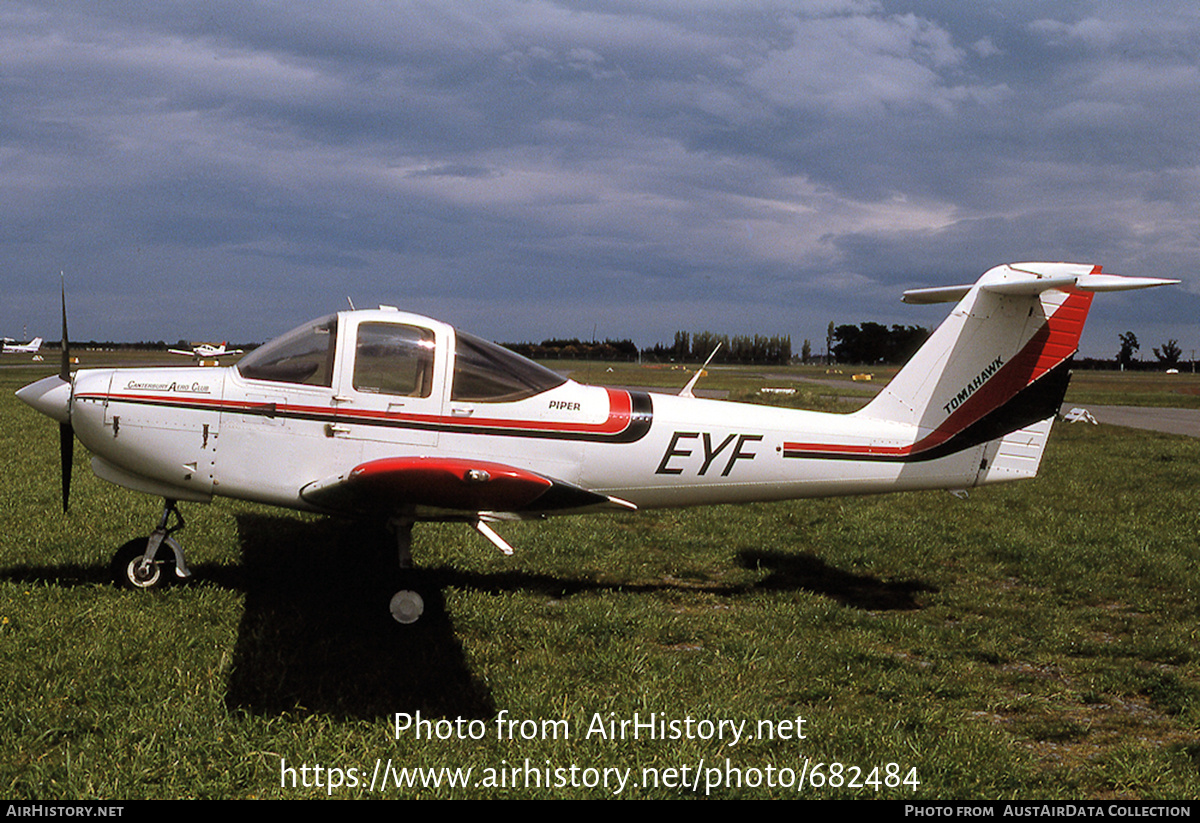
[59,278,73,512]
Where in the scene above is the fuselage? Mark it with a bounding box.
[65,359,989,518]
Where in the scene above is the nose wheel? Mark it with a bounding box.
[112,537,175,589]
[111,500,193,590]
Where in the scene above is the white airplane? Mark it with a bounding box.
[3,336,43,354]
[168,341,243,359]
[15,263,1176,622]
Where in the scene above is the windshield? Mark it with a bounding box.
[451,330,567,402]
[237,315,338,386]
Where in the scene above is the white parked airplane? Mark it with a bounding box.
[3,336,42,354]
[168,341,243,359]
[16,263,1175,622]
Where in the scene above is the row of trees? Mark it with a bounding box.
[502,338,640,361]
[507,332,793,365]
[644,331,793,365]
[508,323,929,366]
[820,326,1188,370]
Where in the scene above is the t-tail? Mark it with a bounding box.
[817,263,1175,485]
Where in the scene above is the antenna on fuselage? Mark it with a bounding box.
[679,343,721,398]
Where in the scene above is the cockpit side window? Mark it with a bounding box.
[237,315,338,387]
[451,331,567,402]
[353,323,435,398]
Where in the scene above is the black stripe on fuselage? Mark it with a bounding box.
[783,357,1074,463]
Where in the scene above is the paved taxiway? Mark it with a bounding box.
[1062,405,1200,438]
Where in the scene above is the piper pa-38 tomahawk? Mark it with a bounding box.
[16,263,1175,622]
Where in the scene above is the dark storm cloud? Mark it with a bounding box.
[0,1,1196,356]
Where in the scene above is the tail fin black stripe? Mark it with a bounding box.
[782,357,1074,463]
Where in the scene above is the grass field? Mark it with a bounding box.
[1065,369,1200,409]
[1,364,1198,799]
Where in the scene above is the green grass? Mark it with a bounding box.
[1,367,1198,799]
[1064,369,1200,408]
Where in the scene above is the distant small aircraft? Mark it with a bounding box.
[3,336,42,354]
[168,341,243,360]
[16,263,1176,622]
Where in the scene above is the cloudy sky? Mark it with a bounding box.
[2,1,1197,358]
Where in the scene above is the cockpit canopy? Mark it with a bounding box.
[237,312,567,402]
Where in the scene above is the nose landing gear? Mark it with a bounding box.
[111,499,193,590]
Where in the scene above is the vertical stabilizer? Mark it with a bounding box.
[852,262,1174,475]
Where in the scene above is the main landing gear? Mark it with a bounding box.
[388,517,424,624]
[385,516,518,625]
[107,502,515,624]
[111,499,193,590]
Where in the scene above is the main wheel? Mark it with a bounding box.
[389,589,425,624]
[111,537,176,590]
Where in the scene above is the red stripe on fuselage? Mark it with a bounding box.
[78,387,639,438]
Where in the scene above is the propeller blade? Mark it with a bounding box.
[59,422,73,513]
[59,276,70,382]
[59,276,73,512]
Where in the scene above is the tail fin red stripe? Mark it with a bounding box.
[940,289,1092,435]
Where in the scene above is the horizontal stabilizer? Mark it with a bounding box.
[901,284,973,304]
[1074,273,1181,292]
[903,263,1178,304]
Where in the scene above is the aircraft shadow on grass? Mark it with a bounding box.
[734,550,937,611]
[2,514,936,720]
[222,514,494,721]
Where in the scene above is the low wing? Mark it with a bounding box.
[299,456,636,518]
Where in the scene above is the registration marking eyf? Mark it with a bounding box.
[655,432,763,477]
